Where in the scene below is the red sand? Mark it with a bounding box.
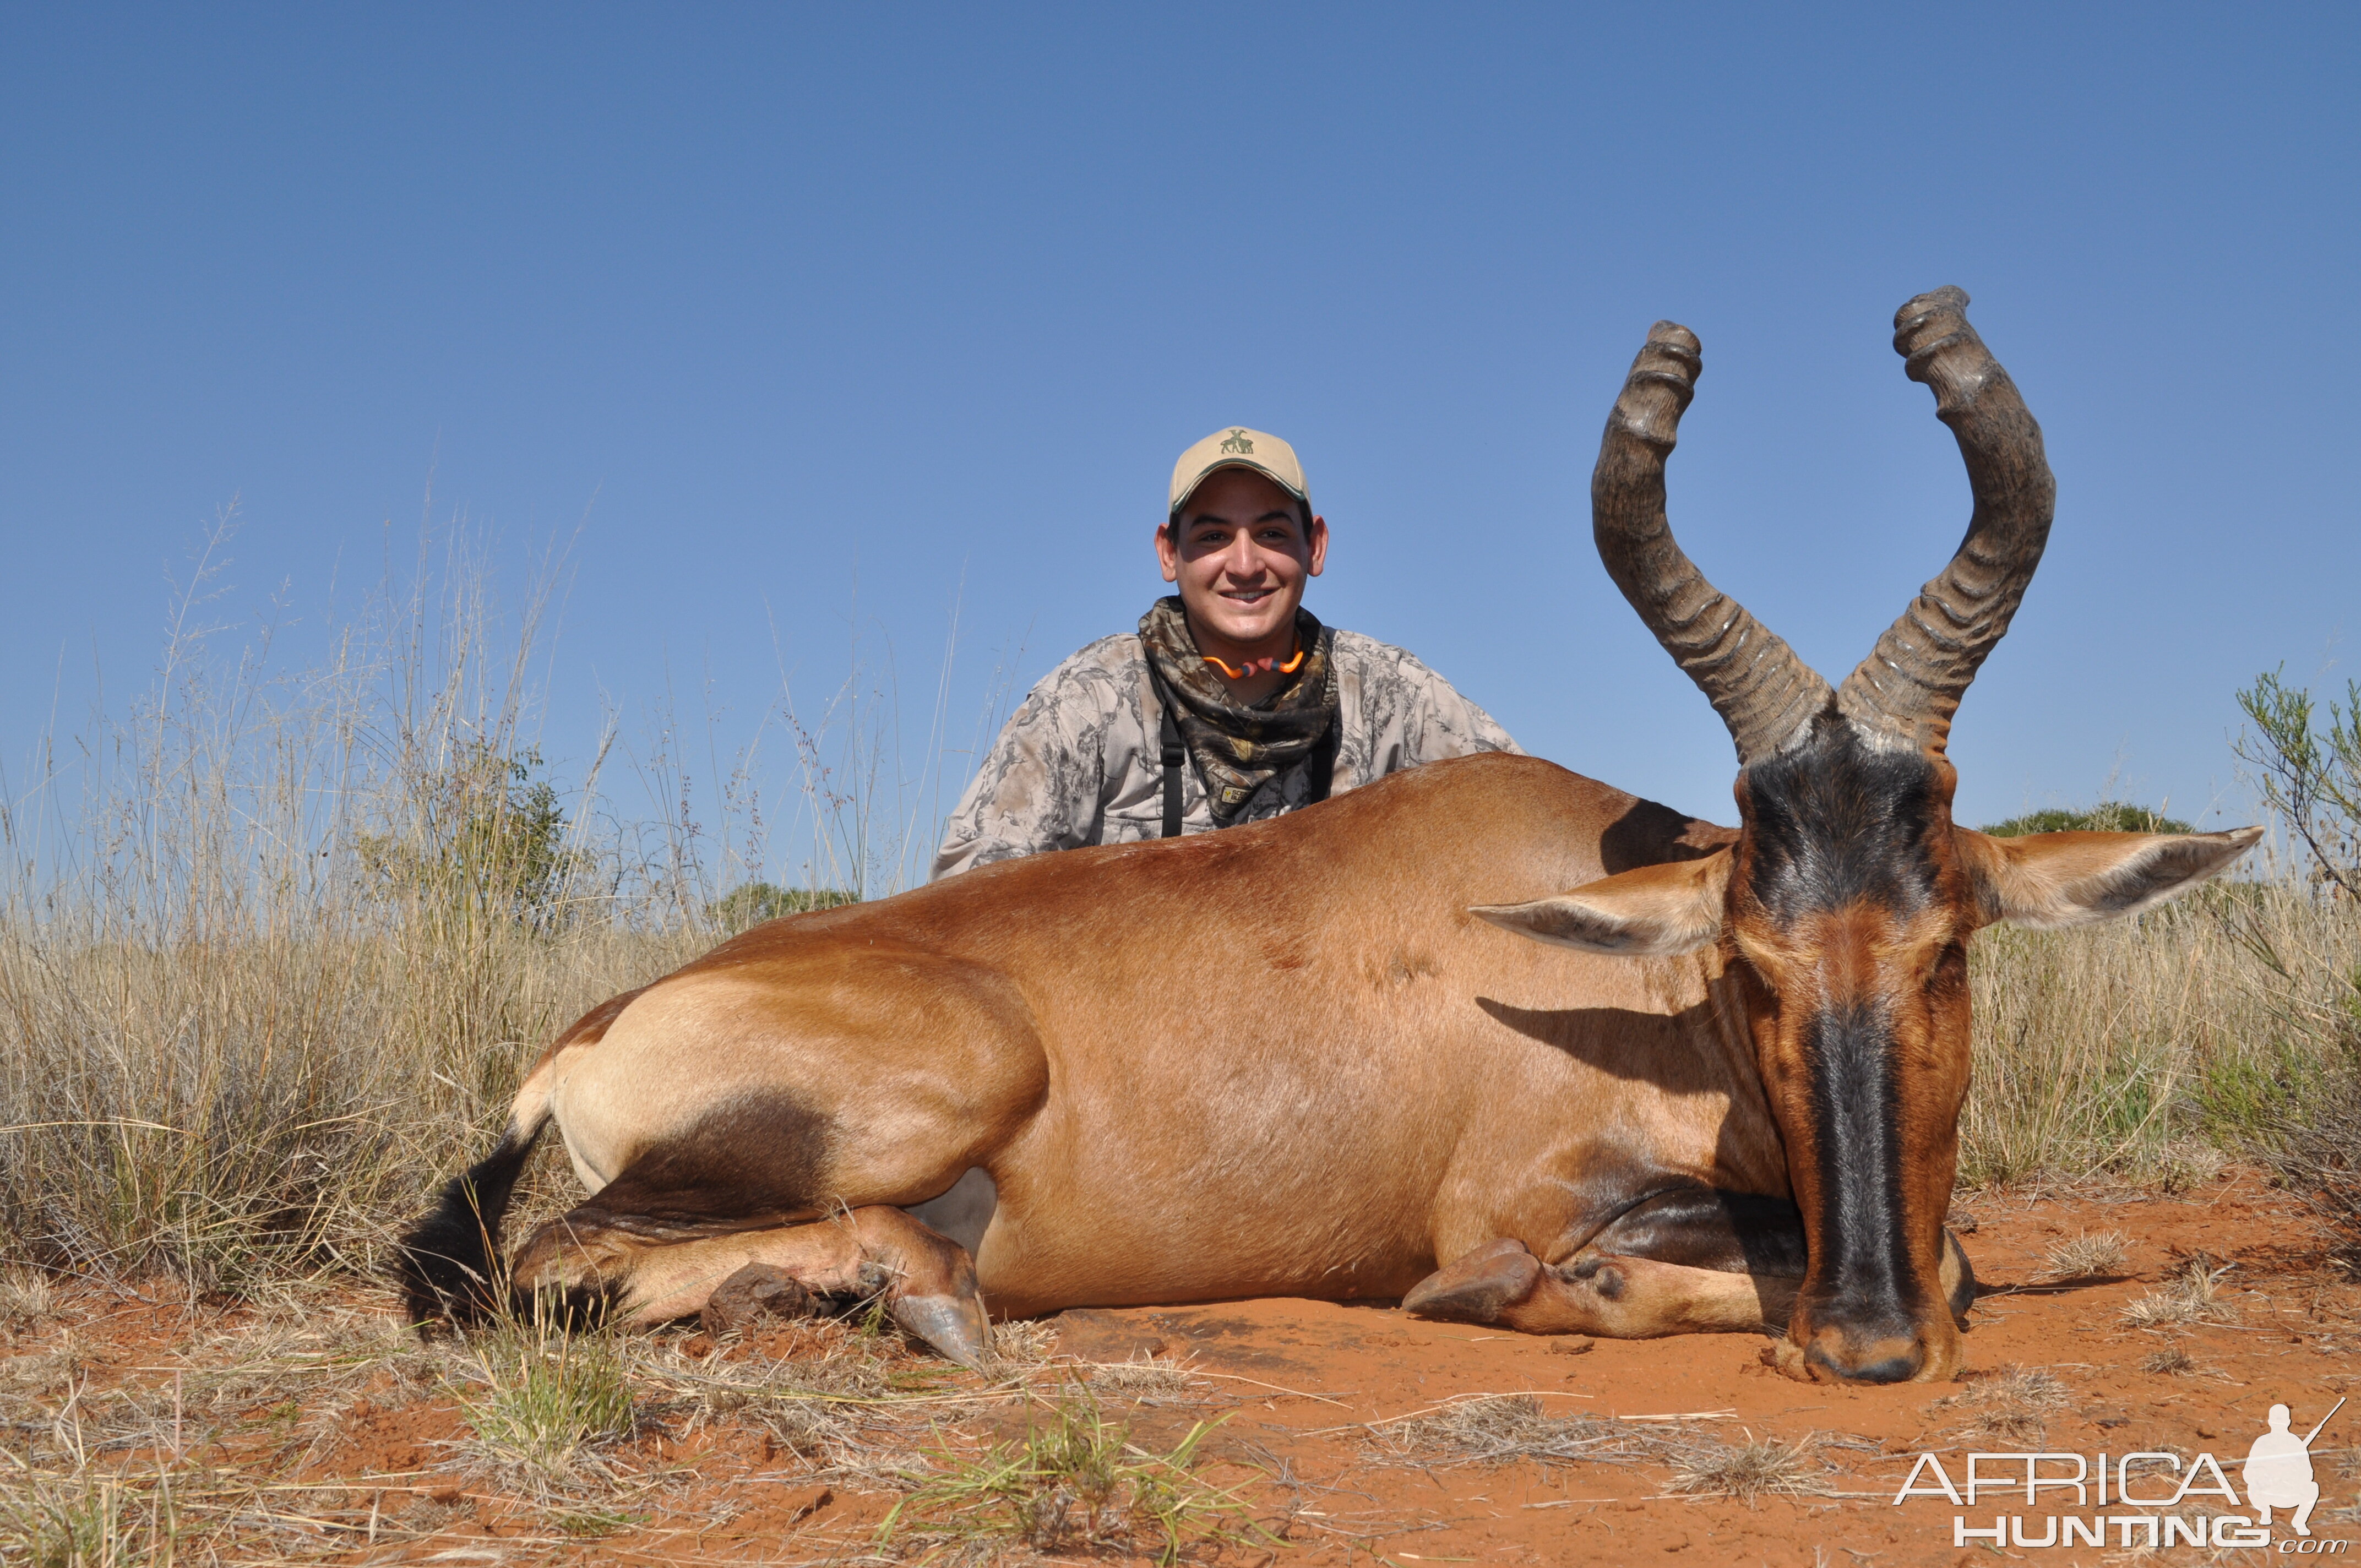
[14,1167,2357,1565]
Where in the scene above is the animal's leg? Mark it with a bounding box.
[1406,1237,1797,1336]
[512,1205,992,1366]
[1406,1186,1976,1341]
[1407,1186,1808,1337]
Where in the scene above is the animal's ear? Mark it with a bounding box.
[1955,825,2265,929]
[1471,852,1731,956]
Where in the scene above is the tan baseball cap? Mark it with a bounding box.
[1168,427,1309,520]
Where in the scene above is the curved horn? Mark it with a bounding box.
[1593,322,1832,765]
[1835,287,2056,754]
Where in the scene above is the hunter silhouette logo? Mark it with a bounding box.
[1892,1393,2349,1551]
[2248,1397,2343,1537]
[1218,428,1254,454]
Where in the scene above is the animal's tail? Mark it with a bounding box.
[393,1084,554,1332]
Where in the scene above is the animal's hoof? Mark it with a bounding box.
[1403,1239,1542,1324]
[702,1263,816,1339]
[891,1292,993,1368]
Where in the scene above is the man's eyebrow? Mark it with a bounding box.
[1185,508,1296,530]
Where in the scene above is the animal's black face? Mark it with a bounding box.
[1727,718,1977,1382]
[1737,720,1949,931]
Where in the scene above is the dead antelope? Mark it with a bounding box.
[398,288,2255,1383]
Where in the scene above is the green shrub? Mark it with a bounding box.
[708,881,859,934]
[2236,668,2361,901]
[355,742,594,934]
[1981,802,2193,837]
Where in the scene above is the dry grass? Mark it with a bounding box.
[2141,1343,2198,1375]
[1666,1433,1828,1504]
[1926,1365,2072,1445]
[1370,1393,1630,1467]
[0,1268,55,1327]
[0,530,719,1289]
[985,1316,1060,1376]
[1375,1395,1690,1468]
[1963,884,2361,1186]
[1367,1395,1838,1504]
[0,1288,467,1561]
[2034,1228,2132,1281]
[1086,1352,1206,1401]
[0,522,949,1293]
[0,1277,1237,1563]
[624,1311,923,1481]
[2267,1040,2361,1275]
[2122,1259,2243,1328]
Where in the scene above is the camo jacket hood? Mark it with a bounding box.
[929,626,1518,880]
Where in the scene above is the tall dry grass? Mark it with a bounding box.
[0,518,967,1287]
[3,518,2355,1287]
[1961,881,2360,1186]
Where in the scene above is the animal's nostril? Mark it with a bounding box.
[1830,1349,1918,1384]
[1805,1327,1925,1385]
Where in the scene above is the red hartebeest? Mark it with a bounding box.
[399,289,2257,1383]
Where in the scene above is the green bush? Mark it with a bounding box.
[2236,667,2361,901]
[1981,802,2194,837]
[708,882,860,934]
[355,742,593,934]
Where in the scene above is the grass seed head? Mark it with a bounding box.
[2121,1260,2240,1329]
[2036,1229,2131,1281]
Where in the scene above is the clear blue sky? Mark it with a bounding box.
[4,4,2355,870]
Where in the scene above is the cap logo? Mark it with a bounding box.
[1218,429,1254,454]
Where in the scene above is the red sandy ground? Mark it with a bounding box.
[15,1167,2358,1566]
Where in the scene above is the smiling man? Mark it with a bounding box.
[931,426,1517,878]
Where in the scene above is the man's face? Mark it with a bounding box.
[1155,467,1329,658]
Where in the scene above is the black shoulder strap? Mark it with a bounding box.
[1154,677,1186,839]
[1150,666,1334,835]
[1307,720,1339,805]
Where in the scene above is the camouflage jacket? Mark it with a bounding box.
[929,629,1519,879]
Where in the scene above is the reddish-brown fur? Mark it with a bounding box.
[397,291,2260,1381]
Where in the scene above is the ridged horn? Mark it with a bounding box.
[1593,321,1832,765]
[1835,287,2056,755]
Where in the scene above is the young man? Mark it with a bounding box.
[930,426,1517,879]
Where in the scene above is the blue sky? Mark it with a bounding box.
[4,4,2355,875]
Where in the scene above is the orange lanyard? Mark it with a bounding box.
[1203,643,1306,680]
